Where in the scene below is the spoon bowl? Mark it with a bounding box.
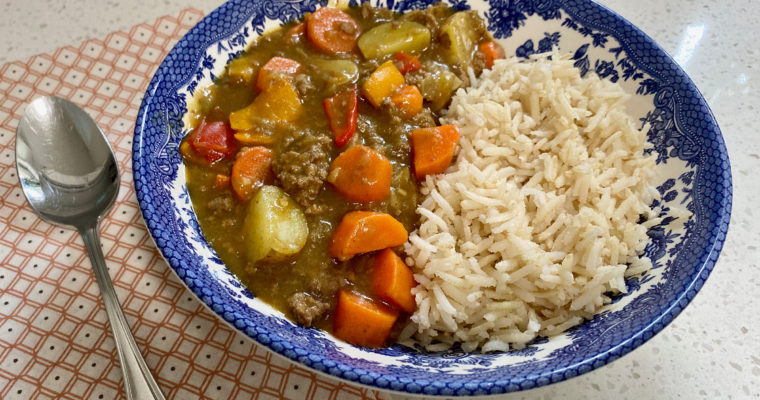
[16,96,119,228]
[16,96,165,400]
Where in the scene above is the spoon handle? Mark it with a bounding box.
[81,225,166,400]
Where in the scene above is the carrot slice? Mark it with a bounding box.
[411,125,460,180]
[214,174,231,190]
[389,85,423,118]
[393,51,421,75]
[362,60,405,108]
[307,7,360,54]
[329,211,408,260]
[230,146,274,201]
[256,56,302,91]
[478,41,505,69]
[371,249,416,313]
[328,145,391,203]
[333,290,398,347]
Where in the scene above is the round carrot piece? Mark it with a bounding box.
[256,56,301,92]
[333,290,398,347]
[329,211,408,260]
[231,146,274,201]
[411,125,460,180]
[390,85,423,118]
[371,249,416,313]
[328,145,392,203]
[307,7,360,54]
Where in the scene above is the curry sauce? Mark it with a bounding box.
[182,3,497,345]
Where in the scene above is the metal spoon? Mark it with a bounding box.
[15,96,166,400]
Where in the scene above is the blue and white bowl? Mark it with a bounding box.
[133,0,732,395]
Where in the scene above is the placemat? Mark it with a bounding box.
[0,8,386,400]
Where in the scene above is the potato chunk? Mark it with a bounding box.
[357,21,431,60]
[440,11,484,67]
[312,59,359,87]
[243,186,308,263]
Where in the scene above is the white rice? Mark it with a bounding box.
[402,52,659,352]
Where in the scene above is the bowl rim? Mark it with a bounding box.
[132,0,732,395]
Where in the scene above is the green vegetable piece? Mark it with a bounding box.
[388,167,417,218]
[440,11,483,66]
[357,21,431,60]
[244,185,308,263]
[312,59,360,87]
[415,63,462,111]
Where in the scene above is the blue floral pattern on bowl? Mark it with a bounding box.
[132,0,732,395]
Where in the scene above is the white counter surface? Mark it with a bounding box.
[1,1,758,399]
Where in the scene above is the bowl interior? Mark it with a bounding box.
[132,0,731,395]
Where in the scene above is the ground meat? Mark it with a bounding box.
[472,47,487,73]
[400,3,450,37]
[405,61,463,111]
[387,103,436,129]
[206,194,236,230]
[293,73,315,97]
[364,131,389,154]
[403,71,424,92]
[339,21,357,35]
[384,105,434,161]
[361,2,393,20]
[356,114,390,156]
[355,113,377,139]
[287,292,330,327]
[272,128,331,214]
[207,195,234,216]
[307,277,339,298]
[454,51,487,87]
[405,60,456,89]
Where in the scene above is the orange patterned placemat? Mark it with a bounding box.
[0,8,386,400]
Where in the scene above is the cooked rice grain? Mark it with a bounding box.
[403,52,658,352]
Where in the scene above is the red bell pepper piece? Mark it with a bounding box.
[323,84,358,147]
[393,51,421,75]
[188,118,237,163]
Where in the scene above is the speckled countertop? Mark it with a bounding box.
[1,0,758,399]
